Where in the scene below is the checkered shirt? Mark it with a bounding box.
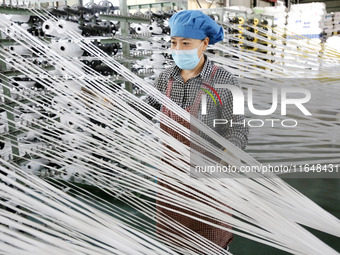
[144,56,249,150]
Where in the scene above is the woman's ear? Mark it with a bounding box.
[203,37,209,51]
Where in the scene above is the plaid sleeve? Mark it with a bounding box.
[143,77,162,112]
[218,73,249,150]
[132,71,167,120]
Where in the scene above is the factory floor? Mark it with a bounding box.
[230,178,340,254]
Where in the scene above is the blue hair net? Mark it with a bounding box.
[169,10,224,45]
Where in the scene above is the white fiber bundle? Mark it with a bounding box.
[0,10,339,255]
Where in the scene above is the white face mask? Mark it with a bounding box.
[170,41,204,70]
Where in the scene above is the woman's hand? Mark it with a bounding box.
[81,87,114,109]
[219,148,240,166]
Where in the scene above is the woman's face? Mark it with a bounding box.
[170,37,209,55]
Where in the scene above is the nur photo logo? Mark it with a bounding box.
[200,84,223,115]
[200,83,312,128]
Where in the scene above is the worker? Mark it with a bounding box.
[82,9,248,254]
[143,10,249,254]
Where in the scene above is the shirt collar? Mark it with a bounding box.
[168,56,213,82]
